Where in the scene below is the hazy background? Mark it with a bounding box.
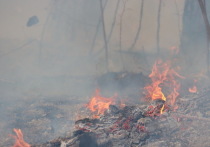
[0,0,185,99]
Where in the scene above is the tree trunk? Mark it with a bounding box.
[180,0,210,74]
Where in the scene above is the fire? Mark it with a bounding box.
[86,89,115,117]
[144,60,183,113]
[189,86,197,93]
[189,80,197,93]
[11,128,30,147]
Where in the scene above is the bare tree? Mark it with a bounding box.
[90,0,120,58]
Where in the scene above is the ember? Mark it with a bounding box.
[27,86,210,147]
[11,128,30,147]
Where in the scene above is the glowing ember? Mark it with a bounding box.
[189,80,197,93]
[86,89,115,118]
[144,60,183,113]
[11,128,30,147]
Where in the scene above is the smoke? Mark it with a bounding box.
[0,0,210,146]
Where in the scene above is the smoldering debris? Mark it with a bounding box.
[32,88,210,147]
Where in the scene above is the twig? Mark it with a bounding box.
[0,39,36,58]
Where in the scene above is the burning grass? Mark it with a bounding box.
[3,57,210,147]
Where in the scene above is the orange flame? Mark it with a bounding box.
[86,89,115,118]
[189,86,197,93]
[11,128,30,147]
[189,80,197,93]
[144,60,183,113]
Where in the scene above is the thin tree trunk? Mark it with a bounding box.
[156,0,162,55]
[174,0,181,44]
[100,0,109,72]
[198,0,210,75]
[89,17,102,55]
[107,0,120,43]
[119,0,127,70]
[89,0,108,55]
[39,1,54,66]
[129,0,145,50]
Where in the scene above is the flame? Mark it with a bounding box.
[11,128,30,147]
[189,86,197,93]
[189,80,197,93]
[86,89,115,118]
[120,100,126,108]
[144,60,183,113]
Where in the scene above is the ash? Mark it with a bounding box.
[33,99,187,147]
[10,88,210,147]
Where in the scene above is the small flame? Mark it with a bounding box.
[120,100,126,108]
[86,89,115,118]
[160,105,165,114]
[144,60,183,114]
[189,86,197,93]
[189,80,197,93]
[11,128,30,147]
